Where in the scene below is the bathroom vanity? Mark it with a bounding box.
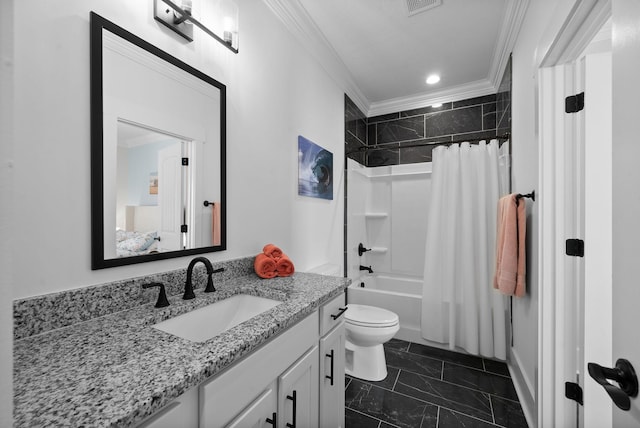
[13,258,349,427]
[141,293,346,427]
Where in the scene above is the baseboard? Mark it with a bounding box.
[508,347,537,428]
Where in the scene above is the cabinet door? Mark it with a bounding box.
[277,346,319,428]
[319,322,345,428]
[227,383,278,428]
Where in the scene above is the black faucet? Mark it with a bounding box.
[142,282,170,308]
[359,265,373,274]
[184,257,225,299]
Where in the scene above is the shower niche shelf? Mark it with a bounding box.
[364,212,388,219]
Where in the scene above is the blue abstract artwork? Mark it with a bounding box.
[298,136,333,200]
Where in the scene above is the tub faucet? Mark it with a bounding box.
[184,257,225,299]
[359,265,373,274]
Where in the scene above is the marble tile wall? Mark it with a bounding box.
[345,95,368,166]
[366,94,500,167]
[497,56,512,137]
[13,256,255,340]
[343,58,513,168]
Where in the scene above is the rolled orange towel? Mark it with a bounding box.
[263,243,283,260]
[276,255,295,277]
[254,253,277,279]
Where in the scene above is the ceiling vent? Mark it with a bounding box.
[405,0,442,16]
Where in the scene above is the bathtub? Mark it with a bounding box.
[347,274,425,345]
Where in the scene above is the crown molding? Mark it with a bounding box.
[262,0,370,113]
[367,79,496,117]
[488,0,529,89]
[262,0,527,118]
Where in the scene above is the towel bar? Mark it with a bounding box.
[516,191,535,205]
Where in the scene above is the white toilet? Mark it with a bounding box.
[344,304,399,381]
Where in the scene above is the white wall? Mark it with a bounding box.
[11,0,346,299]
[0,0,14,422]
[510,0,578,422]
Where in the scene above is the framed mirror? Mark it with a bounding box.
[91,12,226,269]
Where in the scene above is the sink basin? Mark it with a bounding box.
[152,294,282,342]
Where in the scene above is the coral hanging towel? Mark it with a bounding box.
[493,194,527,297]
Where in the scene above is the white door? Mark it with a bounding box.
[158,143,182,251]
[578,3,640,426]
[608,2,640,425]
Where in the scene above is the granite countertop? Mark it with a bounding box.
[14,272,350,427]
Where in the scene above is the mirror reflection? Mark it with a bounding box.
[91,12,226,269]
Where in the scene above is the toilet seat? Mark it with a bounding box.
[345,304,399,328]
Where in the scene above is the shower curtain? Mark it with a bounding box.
[421,140,509,359]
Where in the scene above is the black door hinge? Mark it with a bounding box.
[181,224,188,233]
[565,92,585,113]
[565,382,583,405]
[182,157,189,166]
[566,239,584,257]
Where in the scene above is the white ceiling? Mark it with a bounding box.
[264,0,528,116]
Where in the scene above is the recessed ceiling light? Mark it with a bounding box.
[431,103,443,108]
[426,74,440,85]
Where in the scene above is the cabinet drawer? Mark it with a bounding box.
[319,293,347,336]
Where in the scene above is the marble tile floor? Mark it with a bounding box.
[345,339,528,428]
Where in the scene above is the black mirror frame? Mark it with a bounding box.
[90,12,227,270]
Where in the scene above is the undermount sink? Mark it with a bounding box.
[152,294,282,342]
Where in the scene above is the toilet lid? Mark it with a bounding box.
[345,304,399,327]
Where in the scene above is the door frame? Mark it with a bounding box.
[537,1,611,426]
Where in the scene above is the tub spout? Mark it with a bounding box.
[359,265,373,274]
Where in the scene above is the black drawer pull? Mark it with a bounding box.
[326,349,335,386]
[266,412,277,426]
[286,390,297,428]
[330,307,348,320]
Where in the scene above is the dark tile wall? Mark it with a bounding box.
[497,56,512,137]
[367,94,499,167]
[344,57,513,168]
[345,95,368,166]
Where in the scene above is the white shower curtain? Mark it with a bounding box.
[421,140,509,359]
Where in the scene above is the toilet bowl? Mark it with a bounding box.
[344,304,399,381]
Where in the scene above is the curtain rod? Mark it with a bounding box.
[346,133,511,156]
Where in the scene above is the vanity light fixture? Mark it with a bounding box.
[426,74,440,85]
[154,0,239,53]
[431,103,443,108]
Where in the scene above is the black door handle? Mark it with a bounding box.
[587,359,638,410]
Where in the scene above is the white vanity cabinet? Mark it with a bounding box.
[278,346,319,427]
[136,292,347,428]
[319,294,347,428]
